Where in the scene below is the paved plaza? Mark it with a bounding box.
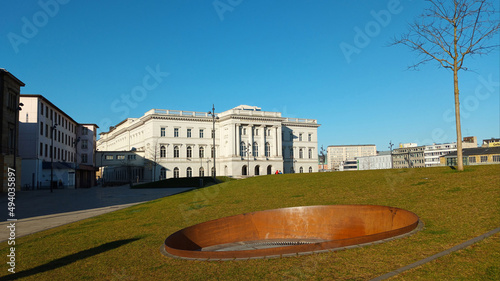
[0,185,193,242]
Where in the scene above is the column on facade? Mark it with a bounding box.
[235,123,240,157]
[258,124,265,158]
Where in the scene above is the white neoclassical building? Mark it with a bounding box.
[97,105,320,181]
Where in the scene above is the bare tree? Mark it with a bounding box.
[392,0,499,171]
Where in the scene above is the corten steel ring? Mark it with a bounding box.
[162,205,420,260]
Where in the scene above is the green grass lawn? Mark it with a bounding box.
[2,165,499,280]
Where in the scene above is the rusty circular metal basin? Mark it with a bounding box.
[162,205,420,260]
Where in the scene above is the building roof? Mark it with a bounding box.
[328,144,376,147]
[20,94,94,127]
[444,146,500,157]
[0,68,25,87]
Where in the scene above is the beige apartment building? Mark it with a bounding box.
[327,144,376,170]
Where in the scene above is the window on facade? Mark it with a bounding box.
[309,149,312,159]
[199,129,204,138]
[45,144,48,157]
[469,156,476,163]
[299,134,303,141]
[173,167,179,178]
[81,140,88,149]
[299,167,303,173]
[299,148,303,159]
[117,155,125,160]
[493,155,500,162]
[187,129,192,138]
[81,154,88,163]
[309,167,313,173]
[480,156,488,162]
[160,127,165,137]
[308,134,312,142]
[199,167,204,177]
[127,155,136,160]
[174,128,179,137]
[40,122,44,135]
[105,155,113,160]
[160,168,166,179]
[240,142,246,157]
[243,128,246,135]
[267,129,271,136]
[40,142,43,156]
[41,103,44,115]
[253,142,258,157]
[45,124,48,137]
[265,142,271,157]
[160,146,166,158]
[187,146,192,158]
[82,127,88,135]
[255,128,258,136]
[186,167,192,178]
[199,147,204,158]
[174,146,179,158]
[211,146,215,158]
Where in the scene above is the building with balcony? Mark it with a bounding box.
[97,105,320,180]
[18,95,98,189]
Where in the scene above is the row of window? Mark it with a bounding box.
[40,121,88,149]
[160,127,210,138]
[40,102,77,134]
[160,145,213,159]
[104,154,137,161]
[39,142,88,163]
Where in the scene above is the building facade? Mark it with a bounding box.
[357,152,392,170]
[441,147,500,166]
[327,145,376,170]
[97,105,320,181]
[424,137,477,167]
[1,69,25,192]
[392,146,426,169]
[18,95,98,189]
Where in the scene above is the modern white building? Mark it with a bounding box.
[18,95,98,189]
[424,137,477,167]
[327,144,376,170]
[97,105,320,181]
[357,152,392,170]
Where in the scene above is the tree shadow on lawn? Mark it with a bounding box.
[1,238,141,281]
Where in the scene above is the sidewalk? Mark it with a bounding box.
[1,185,193,242]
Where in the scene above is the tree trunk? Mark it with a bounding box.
[454,68,464,171]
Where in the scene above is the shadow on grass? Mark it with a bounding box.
[1,238,140,281]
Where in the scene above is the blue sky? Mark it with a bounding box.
[2,0,499,151]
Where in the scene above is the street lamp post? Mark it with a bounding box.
[208,105,217,181]
[50,121,57,193]
[389,141,394,169]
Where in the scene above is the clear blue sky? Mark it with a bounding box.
[2,0,499,151]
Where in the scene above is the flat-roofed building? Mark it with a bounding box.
[18,95,98,189]
[441,147,500,166]
[392,145,426,169]
[327,144,376,170]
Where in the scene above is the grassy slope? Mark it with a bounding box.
[1,165,499,280]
